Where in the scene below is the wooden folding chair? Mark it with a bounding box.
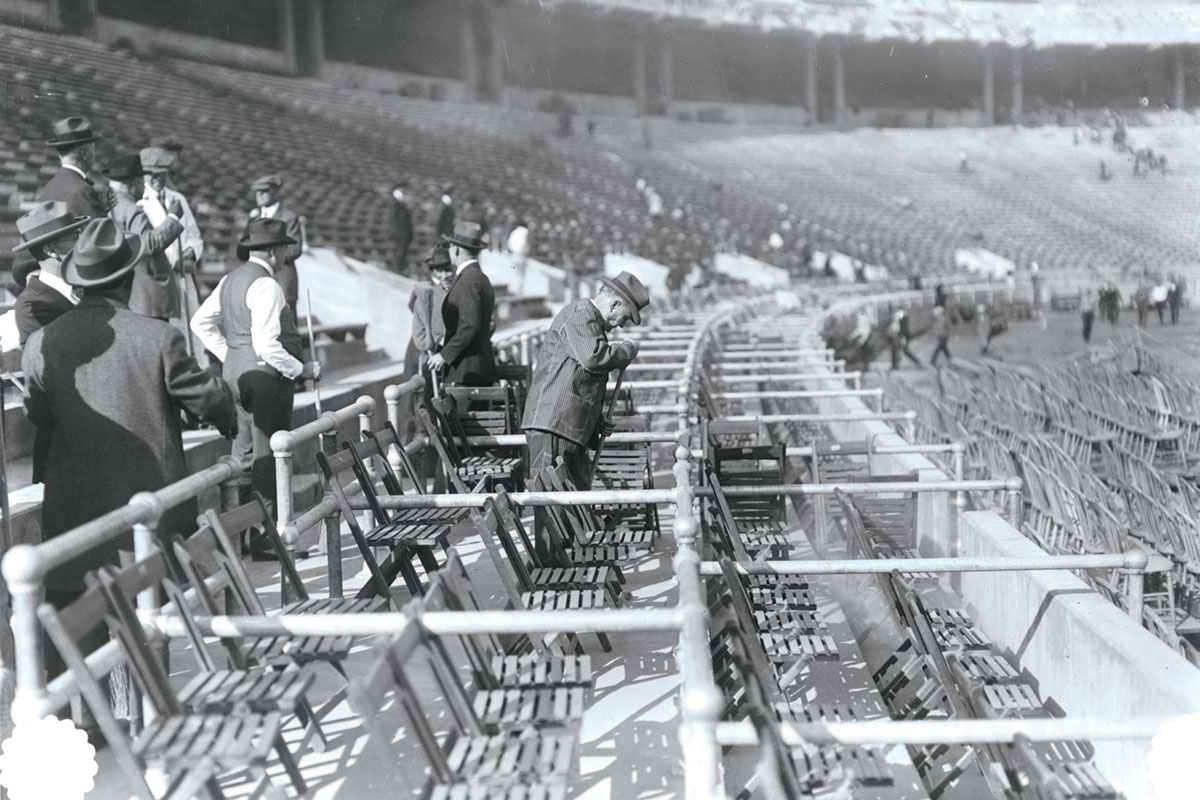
[705,468,791,560]
[590,414,660,532]
[361,420,431,496]
[474,497,616,653]
[317,445,453,599]
[419,400,522,491]
[349,625,578,797]
[527,474,642,568]
[545,463,658,548]
[39,568,304,800]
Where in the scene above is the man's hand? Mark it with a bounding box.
[218,418,238,441]
[166,197,184,218]
[181,249,198,274]
[598,417,615,438]
[299,360,322,381]
[615,339,640,364]
[427,352,446,372]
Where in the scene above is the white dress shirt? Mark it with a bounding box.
[190,256,303,380]
[37,270,80,304]
[455,258,479,276]
[257,202,281,219]
[61,163,88,181]
[142,186,204,266]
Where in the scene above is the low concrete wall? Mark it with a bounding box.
[94,17,290,73]
[959,510,1200,799]
[805,336,1197,798]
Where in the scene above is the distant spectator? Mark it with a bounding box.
[934,283,947,309]
[1150,280,1170,324]
[1135,279,1151,327]
[929,306,951,366]
[1080,285,1099,343]
[849,309,874,372]
[887,309,922,370]
[390,181,413,275]
[1171,274,1186,323]
[1168,276,1182,325]
[436,185,455,239]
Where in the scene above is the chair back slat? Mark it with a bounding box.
[417,405,471,492]
[207,494,309,604]
[364,422,425,495]
[315,450,396,603]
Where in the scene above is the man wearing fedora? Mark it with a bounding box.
[521,271,649,556]
[22,217,236,672]
[39,116,107,219]
[104,153,186,321]
[10,201,90,346]
[245,174,303,310]
[427,209,497,387]
[191,218,321,511]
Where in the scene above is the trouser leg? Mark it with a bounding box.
[241,371,295,511]
[527,431,561,562]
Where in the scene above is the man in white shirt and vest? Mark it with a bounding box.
[191,218,320,510]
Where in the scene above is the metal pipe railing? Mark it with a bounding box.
[714,717,1172,747]
[1,455,243,724]
[698,550,1149,576]
[717,371,862,385]
[716,388,881,401]
[716,410,916,425]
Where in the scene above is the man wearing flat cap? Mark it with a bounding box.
[192,218,321,510]
[38,116,107,219]
[11,201,89,346]
[522,270,649,552]
[104,153,187,321]
[22,218,236,664]
[245,174,303,310]
[427,209,497,387]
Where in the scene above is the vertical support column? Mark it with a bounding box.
[270,431,299,605]
[461,1,480,103]
[831,37,846,126]
[982,46,995,125]
[659,32,675,114]
[633,29,649,116]
[488,1,507,103]
[4,547,47,725]
[1174,47,1187,111]
[305,0,326,78]
[951,442,967,558]
[1011,47,1024,124]
[279,0,298,75]
[320,429,342,597]
[804,33,819,122]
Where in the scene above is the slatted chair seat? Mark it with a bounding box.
[428,785,569,800]
[546,465,659,547]
[747,585,816,610]
[752,609,827,633]
[931,624,993,652]
[133,711,284,770]
[529,565,620,594]
[958,653,1022,684]
[1047,762,1120,798]
[244,598,384,666]
[444,731,578,784]
[521,588,607,612]
[420,402,524,491]
[491,655,593,689]
[176,670,312,714]
[983,683,1046,715]
[578,528,655,548]
[472,687,588,730]
[361,519,455,549]
[758,630,840,661]
[570,544,642,564]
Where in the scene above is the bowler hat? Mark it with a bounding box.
[424,244,453,270]
[12,201,90,253]
[442,209,488,250]
[599,270,650,325]
[238,218,297,253]
[139,146,176,173]
[61,218,146,288]
[46,116,102,148]
[251,174,283,192]
[103,154,148,181]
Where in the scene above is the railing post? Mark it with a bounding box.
[951,442,967,558]
[904,410,917,443]
[520,332,531,367]
[1124,558,1146,624]
[217,455,243,513]
[130,492,164,730]
[320,427,342,597]
[1005,476,1024,530]
[2,546,47,725]
[270,429,299,605]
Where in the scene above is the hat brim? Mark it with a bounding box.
[12,215,90,253]
[599,276,644,325]
[62,234,147,288]
[441,233,486,251]
[47,133,102,148]
[237,233,298,250]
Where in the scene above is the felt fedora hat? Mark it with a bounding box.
[61,218,146,288]
[102,154,149,181]
[46,116,102,148]
[238,217,297,252]
[250,174,283,192]
[139,146,176,173]
[442,209,488,250]
[424,243,453,270]
[149,134,185,153]
[599,270,651,325]
[12,200,90,253]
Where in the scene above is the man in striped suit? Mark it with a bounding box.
[522,271,649,557]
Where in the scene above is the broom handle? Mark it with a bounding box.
[305,290,322,415]
[587,366,626,486]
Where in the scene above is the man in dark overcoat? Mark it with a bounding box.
[22,216,236,610]
[427,210,497,387]
[11,201,90,345]
[104,154,186,321]
[38,117,107,218]
[521,271,649,557]
[390,181,414,275]
[244,174,303,310]
[435,184,455,240]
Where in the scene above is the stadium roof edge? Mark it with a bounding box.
[540,0,1200,48]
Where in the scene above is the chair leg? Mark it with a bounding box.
[272,733,307,795]
[595,632,613,652]
[415,546,442,576]
[293,696,328,753]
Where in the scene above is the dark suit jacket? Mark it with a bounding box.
[14,275,74,346]
[38,166,107,219]
[521,299,634,447]
[22,294,237,591]
[248,204,302,307]
[439,261,496,386]
[392,199,413,252]
[110,196,184,320]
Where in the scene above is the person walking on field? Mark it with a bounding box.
[929,306,952,366]
[1080,284,1098,343]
